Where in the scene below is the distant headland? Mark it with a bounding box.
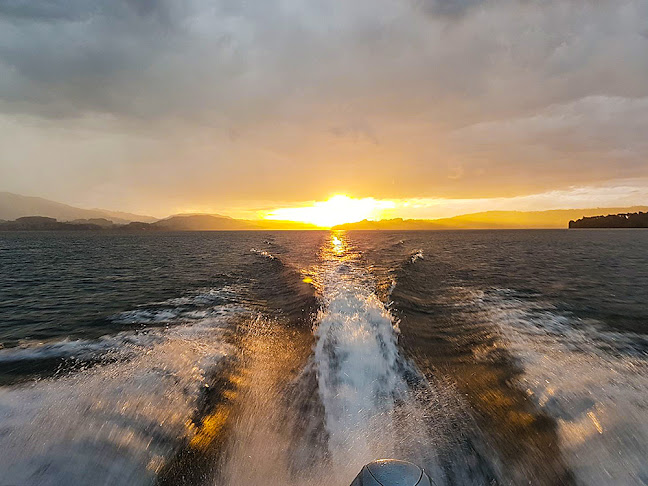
[569,212,648,229]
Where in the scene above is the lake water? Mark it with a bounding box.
[0,230,646,485]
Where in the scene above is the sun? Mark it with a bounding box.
[263,195,395,228]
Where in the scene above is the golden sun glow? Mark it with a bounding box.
[263,195,395,228]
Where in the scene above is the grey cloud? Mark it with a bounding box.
[0,0,208,118]
[0,0,95,21]
[1,0,648,208]
[0,0,175,22]
[456,96,648,153]
[2,0,647,123]
[0,0,329,119]
[447,95,648,191]
[414,0,489,17]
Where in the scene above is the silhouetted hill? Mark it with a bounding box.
[71,218,115,228]
[152,214,259,230]
[150,214,321,230]
[0,212,321,231]
[333,218,446,230]
[118,222,161,231]
[249,220,323,230]
[0,192,155,223]
[116,214,322,231]
[7,191,646,231]
[90,209,157,224]
[569,212,648,228]
[0,216,103,231]
[334,207,648,230]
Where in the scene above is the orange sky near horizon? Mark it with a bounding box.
[169,182,648,228]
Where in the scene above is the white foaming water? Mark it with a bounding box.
[0,292,243,364]
[475,290,648,485]
[410,250,424,263]
[220,236,452,486]
[113,286,246,325]
[315,271,406,466]
[250,248,276,260]
[311,238,443,484]
[0,309,238,485]
[0,334,154,363]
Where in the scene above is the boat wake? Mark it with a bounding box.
[0,234,524,486]
[218,234,477,486]
[0,297,240,485]
[475,289,648,485]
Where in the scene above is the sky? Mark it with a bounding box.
[1,0,647,220]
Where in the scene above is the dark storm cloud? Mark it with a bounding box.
[0,0,93,21]
[2,0,646,122]
[0,0,174,22]
[1,0,648,211]
[0,0,209,118]
[414,0,489,17]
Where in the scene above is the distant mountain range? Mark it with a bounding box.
[0,192,156,224]
[140,214,319,231]
[0,216,112,231]
[2,191,648,230]
[0,213,321,231]
[0,192,322,230]
[332,207,648,230]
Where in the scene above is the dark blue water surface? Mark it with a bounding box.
[0,231,326,346]
[2,230,646,346]
[0,230,646,486]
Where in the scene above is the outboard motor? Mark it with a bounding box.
[350,459,432,486]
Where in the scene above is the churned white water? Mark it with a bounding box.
[0,235,499,486]
[315,264,406,466]
[0,304,238,485]
[475,290,648,485]
[220,235,452,486]
[307,236,448,484]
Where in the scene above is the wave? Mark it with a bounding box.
[307,237,460,484]
[251,248,276,260]
[476,289,648,358]
[113,286,246,325]
[0,287,246,367]
[217,235,476,486]
[315,268,405,465]
[156,286,244,306]
[0,283,253,484]
[0,332,160,363]
[113,303,243,326]
[0,312,237,485]
[470,289,648,485]
[410,249,424,263]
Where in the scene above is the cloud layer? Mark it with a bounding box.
[1,0,647,214]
